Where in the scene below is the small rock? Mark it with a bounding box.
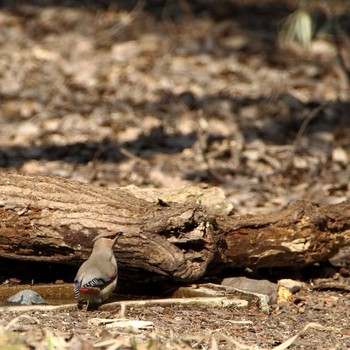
[278,279,304,293]
[221,277,278,305]
[330,246,350,268]
[7,290,48,305]
[3,278,22,285]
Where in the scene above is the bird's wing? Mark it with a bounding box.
[75,275,117,296]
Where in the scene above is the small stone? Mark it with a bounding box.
[8,278,22,285]
[7,289,48,305]
[221,277,278,305]
[278,279,304,293]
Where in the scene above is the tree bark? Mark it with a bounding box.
[0,171,214,282]
[0,171,349,282]
[213,200,350,270]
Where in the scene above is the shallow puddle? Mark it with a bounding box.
[0,283,158,306]
[0,283,75,305]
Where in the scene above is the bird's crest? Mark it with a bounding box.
[92,231,123,242]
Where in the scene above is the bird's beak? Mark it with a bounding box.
[115,231,124,239]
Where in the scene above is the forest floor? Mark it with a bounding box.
[0,0,349,349]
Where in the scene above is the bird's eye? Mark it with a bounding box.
[108,231,123,240]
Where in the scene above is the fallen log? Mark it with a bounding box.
[214,199,350,270]
[0,171,214,282]
[0,171,349,282]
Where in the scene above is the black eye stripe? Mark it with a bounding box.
[108,232,123,239]
[105,231,123,240]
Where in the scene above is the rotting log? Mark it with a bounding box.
[213,200,350,270]
[0,171,214,282]
[0,171,349,282]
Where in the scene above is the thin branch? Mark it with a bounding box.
[281,102,328,173]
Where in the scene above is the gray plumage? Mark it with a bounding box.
[74,231,123,308]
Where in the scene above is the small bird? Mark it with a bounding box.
[74,231,123,309]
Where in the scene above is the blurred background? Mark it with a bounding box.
[0,0,349,216]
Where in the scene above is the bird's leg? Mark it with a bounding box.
[77,298,87,310]
[86,301,99,311]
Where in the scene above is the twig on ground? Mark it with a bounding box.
[273,322,340,350]
[281,102,329,172]
[5,314,40,331]
[0,296,247,314]
[100,296,248,313]
[213,322,340,350]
